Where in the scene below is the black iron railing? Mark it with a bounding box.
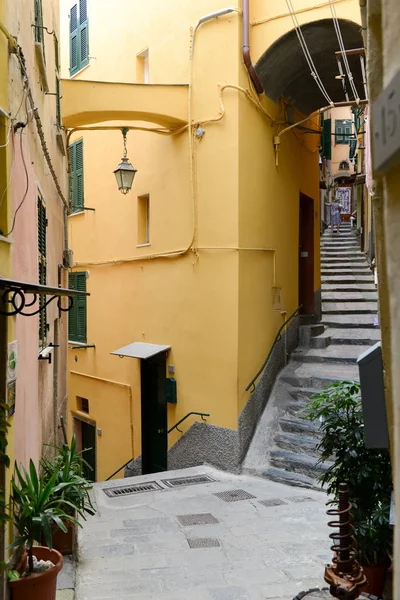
[245,305,302,393]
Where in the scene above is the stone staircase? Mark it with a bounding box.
[243,223,380,489]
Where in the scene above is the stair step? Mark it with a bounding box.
[279,416,323,438]
[322,283,377,292]
[282,362,359,387]
[321,328,381,345]
[322,276,374,284]
[292,344,364,365]
[262,467,321,490]
[321,267,372,274]
[310,335,332,349]
[288,387,322,402]
[322,293,379,302]
[322,314,378,328]
[275,432,320,457]
[286,401,309,417]
[269,449,332,478]
[321,255,365,261]
[322,302,378,314]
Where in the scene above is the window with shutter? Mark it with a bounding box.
[54,33,60,72]
[68,272,87,343]
[70,0,89,76]
[335,119,352,144]
[38,196,47,348]
[69,139,84,212]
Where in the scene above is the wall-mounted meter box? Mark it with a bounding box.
[166,377,177,404]
[357,342,389,449]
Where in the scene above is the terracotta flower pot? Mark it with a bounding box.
[10,546,63,600]
[362,563,390,597]
[51,521,76,555]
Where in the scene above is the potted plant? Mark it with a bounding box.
[40,435,95,554]
[8,459,80,600]
[305,380,393,597]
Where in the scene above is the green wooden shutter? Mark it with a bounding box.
[56,76,61,127]
[336,124,344,143]
[68,272,87,343]
[69,140,84,212]
[70,4,79,75]
[79,0,89,69]
[34,0,43,44]
[344,125,351,142]
[75,140,84,209]
[321,118,331,160]
[54,33,60,72]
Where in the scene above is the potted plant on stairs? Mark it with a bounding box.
[8,459,80,600]
[40,434,95,554]
[305,380,393,597]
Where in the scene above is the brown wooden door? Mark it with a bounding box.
[299,194,315,315]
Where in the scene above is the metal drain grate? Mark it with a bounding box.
[285,496,315,503]
[213,489,256,503]
[103,481,163,498]
[161,474,215,488]
[187,537,221,549]
[177,513,219,526]
[259,498,287,507]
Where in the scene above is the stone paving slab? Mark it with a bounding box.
[75,466,331,599]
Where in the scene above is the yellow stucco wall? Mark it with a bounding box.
[62,0,360,480]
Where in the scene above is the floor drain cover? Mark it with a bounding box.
[187,537,221,549]
[286,496,315,503]
[213,489,256,503]
[103,481,163,498]
[177,513,219,526]
[161,474,215,488]
[259,498,287,507]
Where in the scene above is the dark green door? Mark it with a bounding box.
[81,420,96,482]
[141,352,168,474]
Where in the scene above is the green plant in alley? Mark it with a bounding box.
[305,380,392,566]
[9,460,80,573]
[40,434,95,519]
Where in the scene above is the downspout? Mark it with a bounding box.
[242,0,264,94]
[359,0,367,49]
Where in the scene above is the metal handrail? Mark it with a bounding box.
[245,305,302,393]
[168,411,210,434]
[105,411,210,481]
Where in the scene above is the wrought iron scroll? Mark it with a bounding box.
[0,287,74,317]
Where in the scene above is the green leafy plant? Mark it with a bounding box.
[305,380,393,566]
[10,460,80,574]
[40,434,95,519]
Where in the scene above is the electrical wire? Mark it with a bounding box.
[3,132,29,237]
[285,0,334,106]
[328,0,360,102]
[0,129,16,211]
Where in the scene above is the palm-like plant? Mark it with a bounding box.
[40,434,95,518]
[10,460,80,574]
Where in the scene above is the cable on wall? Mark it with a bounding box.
[3,130,29,237]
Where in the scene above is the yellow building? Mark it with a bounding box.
[61,0,363,482]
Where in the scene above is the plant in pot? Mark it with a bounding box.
[304,380,393,597]
[40,434,96,554]
[8,459,80,600]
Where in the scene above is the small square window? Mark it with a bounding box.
[137,194,150,245]
[77,396,89,413]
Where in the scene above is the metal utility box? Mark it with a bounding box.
[166,377,177,404]
[357,342,389,449]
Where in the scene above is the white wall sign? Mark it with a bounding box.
[372,69,400,174]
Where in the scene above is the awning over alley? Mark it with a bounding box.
[61,79,188,128]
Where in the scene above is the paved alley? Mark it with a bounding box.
[75,466,330,600]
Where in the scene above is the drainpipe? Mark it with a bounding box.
[242,0,264,94]
[359,0,367,49]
